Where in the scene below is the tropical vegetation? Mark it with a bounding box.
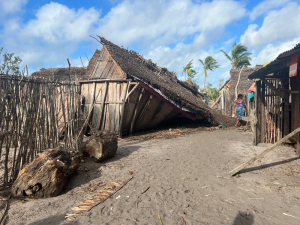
[220,42,252,69]
[182,60,193,81]
[0,47,22,75]
[199,56,219,91]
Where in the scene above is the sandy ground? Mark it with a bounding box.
[3,129,300,225]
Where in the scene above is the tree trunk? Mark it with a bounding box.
[80,130,118,162]
[203,69,207,91]
[11,147,82,198]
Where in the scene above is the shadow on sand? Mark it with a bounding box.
[232,211,254,225]
[238,156,300,174]
[28,214,78,225]
[64,145,141,190]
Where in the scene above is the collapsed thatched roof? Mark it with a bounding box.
[31,67,87,81]
[96,37,236,126]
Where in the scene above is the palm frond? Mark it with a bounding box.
[198,59,204,66]
[220,49,232,61]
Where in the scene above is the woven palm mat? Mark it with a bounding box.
[65,177,133,221]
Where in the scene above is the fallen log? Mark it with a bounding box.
[80,130,117,162]
[11,147,82,198]
[229,127,300,176]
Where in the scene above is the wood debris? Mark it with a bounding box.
[65,177,133,221]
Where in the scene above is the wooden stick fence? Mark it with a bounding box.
[0,75,82,186]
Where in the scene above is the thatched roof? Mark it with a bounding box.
[31,67,87,81]
[96,37,236,126]
[229,65,263,94]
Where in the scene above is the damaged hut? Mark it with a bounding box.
[80,37,237,137]
[216,65,263,116]
[248,43,300,155]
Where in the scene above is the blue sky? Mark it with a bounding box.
[0,0,300,88]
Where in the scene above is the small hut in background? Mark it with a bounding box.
[248,43,300,155]
[79,37,237,137]
[31,67,88,81]
[216,65,263,116]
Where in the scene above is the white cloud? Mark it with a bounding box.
[0,0,27,15]
[249,0,291,21]
[251,38,300,65]
[1,2,100,70]
[241,2,300,48]
[96,0,246,47]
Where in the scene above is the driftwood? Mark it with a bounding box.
[229,127,300,176]
[80,130,118,162]
[11,147,82,198]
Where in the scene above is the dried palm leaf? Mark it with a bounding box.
[66,177,133,221]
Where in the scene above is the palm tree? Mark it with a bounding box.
[182,60,193,81]
[199,56,219,91]
[187,68,198,84]
[220,42,252,69]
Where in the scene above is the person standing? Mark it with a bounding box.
[233,94,247,127]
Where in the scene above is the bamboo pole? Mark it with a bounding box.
[229,126,300,176]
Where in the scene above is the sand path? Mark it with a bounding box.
[6,129,300,225]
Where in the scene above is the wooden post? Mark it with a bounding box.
[255,80,262,145]
[97,82,108,130]
[118,81,130,138]
[130,88,144,135]
[261,80,266,143]
[282,79,290,136]
[296,68,300,155]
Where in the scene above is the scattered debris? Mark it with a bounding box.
[141,187,150,194]
[99,206,105,215]
[158,213,163,225]
[181,216,186,225]
[65,177,133,221]
[283,213,300,219]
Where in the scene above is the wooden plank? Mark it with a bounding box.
[91,83,103,129]
[91,47,110,79]
[291,71,300,155]
[126,83,140,100]
[261,82,266,143]
[122,86,141,130]
[101,58,115,79]
[139,82,196,121]
[134,94,153,131]
[79,79,129,83]
[115,83,121,132]
[136,96,162,131]
[148,103,175,129]
[164,109,180,121]
[255,80,261,145]
[97,82,108,130]
[130,88,144,135]
[90,49,104,78]
[230,126,300,176]
[119,81,130,137]
[261,79,282,97]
